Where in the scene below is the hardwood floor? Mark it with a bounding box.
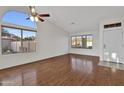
[0,54,124,86]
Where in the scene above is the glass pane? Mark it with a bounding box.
[82,35,87,48]
[22,30,36,52]
[2,11,37,28]
[87,35,93,49]
[2,27,21,54]
[71,37,76,47]
[76,36,82,47]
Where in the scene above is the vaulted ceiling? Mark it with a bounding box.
[36,6,124,32]
[2,6,124,33]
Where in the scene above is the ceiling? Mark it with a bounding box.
[35,6,124,33]
[2,6,124,33]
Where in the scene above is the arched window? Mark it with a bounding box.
[1,11,37,55]
[2,11,37,28]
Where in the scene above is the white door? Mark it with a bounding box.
[103,29,123,63]
[120,30,124,64]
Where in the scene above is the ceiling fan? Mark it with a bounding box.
[26,6,50,22]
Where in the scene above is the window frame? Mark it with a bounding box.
[1,25,37,55]
[71,34,93,49]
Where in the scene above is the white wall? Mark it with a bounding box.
[0,8,69,69]
[36,21,69,59]
[69,30,100,57]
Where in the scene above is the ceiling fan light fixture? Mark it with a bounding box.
[35,16,39,22]
[28,6,50,22]
[31,7,35,14]
[30,16,35,21]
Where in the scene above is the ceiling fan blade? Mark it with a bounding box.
[38,17,44,22]
[39,14,50,17]
[29,6,32,9]
[26,17,30,20]
[29,6,36,16]
[29,6,33,12]
[29,6,35,10]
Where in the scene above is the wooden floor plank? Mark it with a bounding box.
[0,54,124,86]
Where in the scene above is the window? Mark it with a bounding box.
[1,11,37,55]
[76,36,82,48]
[86,35,93,49]
[104,22,121,29]
[2,11,37,28]
[71,36,82,48]
[2,27,21,54]
[71,34,93,49]
[22,30,36,52]
[2,26,36,55]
